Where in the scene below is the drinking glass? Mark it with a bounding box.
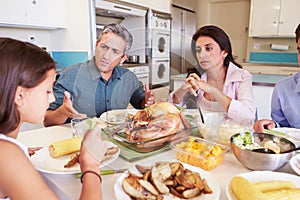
[71,117,90,138]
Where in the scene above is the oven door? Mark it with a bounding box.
[126,66,150,86]
[152,31,170,58]
[150,59,170,88]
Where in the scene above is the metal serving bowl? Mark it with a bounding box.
[230,132,296,171]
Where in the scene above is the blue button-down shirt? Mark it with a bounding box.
[271,72,300,128]
[49,57,145,122]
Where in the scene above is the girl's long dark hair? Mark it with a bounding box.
[0,38,56,134]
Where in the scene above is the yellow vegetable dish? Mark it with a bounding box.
[171,136,228,170]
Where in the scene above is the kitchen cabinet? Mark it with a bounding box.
[249,0,300,37]
[0,0,66,29]
[118,0,170,13]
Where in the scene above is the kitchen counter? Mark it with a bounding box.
[251,74,288,87]
[242,63,300,76]
[170,70,295,88]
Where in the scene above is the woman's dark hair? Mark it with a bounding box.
[295,24,300,43]
[191,25,242,74]
[0,38,56,134]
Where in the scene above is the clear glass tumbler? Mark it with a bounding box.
[71,117,90,138]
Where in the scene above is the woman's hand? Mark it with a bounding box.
[183,73,212,96]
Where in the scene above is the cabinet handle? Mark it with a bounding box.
[32,0,36,4]
[273,21,277,24]
[278,21,284,24]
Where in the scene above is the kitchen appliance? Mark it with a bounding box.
[170,3,197,75]
[146,9,171,89]
[125,55,140,64]
[92,0,147,64]
[126,65,150,86]
[151,59,170,86]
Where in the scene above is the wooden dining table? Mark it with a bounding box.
[17,124,299,200]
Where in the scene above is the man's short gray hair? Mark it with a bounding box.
[99,23,133,54]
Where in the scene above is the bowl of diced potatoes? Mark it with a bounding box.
[170,136,230,170]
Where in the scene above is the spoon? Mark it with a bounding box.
[281,146,300,154]
[252,148,276,154]
[253,146,300,154]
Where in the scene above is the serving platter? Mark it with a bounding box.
[273,127,300,146]
[99,109,137,125]
[30,141,120,174]
[290,154,300,176]
[226,171,300,200]
[114,162,220,200]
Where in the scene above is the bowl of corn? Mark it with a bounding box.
[170,136,229,170]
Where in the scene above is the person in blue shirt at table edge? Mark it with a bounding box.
[44,23,155,127]
[253,23,300,132]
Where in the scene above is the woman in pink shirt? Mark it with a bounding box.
[170,25,256,122]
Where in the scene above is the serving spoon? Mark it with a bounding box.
[253,146,300,154]
[252,148,276,154]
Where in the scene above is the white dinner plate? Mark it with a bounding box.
[99,109,138,125]
[273,127,300,146]
[114,162,220,200]
[290,154,300,176]
[226,171,300,200]
[30,141,120,174]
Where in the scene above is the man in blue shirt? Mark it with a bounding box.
[44,24,154,126]
[253,24,300,131]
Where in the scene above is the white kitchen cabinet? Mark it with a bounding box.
[118,0,170,13]
[0,0,66,29]
[249,0,300,37]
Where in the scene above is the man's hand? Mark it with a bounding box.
[143,83,155,107]
[58,91,81,118]
[253,119,276,132]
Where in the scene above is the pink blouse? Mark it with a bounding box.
[170,62,256,122]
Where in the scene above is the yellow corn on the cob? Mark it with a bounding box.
[230,176,268,200]
[264,188,300,200]
[49,137,81,158]
[254,181,296,192]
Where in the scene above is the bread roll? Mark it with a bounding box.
[49,138,81,158]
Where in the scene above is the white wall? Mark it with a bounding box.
[253,85,274,120]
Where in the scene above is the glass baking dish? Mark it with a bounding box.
[170,136,230,170]
[103,127,199,153]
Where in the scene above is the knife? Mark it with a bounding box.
[103,122,128,138]
[76,169,128,178]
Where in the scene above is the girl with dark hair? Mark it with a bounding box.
[170,25,256,122]
[0,38,105,200]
